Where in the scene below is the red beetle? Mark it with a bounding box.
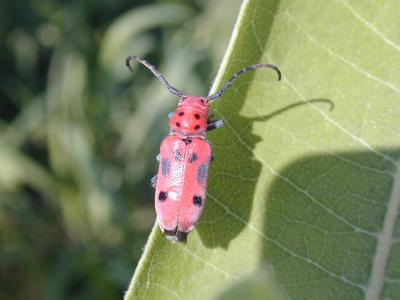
[126,56,281,243]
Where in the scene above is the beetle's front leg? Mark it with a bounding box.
[207,119,225,131]
[151,154,161,188]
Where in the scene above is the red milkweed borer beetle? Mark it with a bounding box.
[126,56,281,243]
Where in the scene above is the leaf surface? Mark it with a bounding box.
[125,0,400,299]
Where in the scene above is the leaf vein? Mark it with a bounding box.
[228,89,396,176]
[285,11,400,95]
[283,76,397,165]
[220,112,378,236]
[365,160,400,300]
[207,192,366,291]
[178,244,238,279]
[338,0,400,52]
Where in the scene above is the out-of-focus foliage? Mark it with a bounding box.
[0,0,241,298]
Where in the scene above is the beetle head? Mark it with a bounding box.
[169,96,209,134]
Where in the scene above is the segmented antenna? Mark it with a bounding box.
[126,56,184,98]
[206,64,281,101]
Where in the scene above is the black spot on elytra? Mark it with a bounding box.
[161,159,170,176]
[174,149,182,161]
[196,163,208,185]
[178,111,184,116]
[182,138,192,145]
[194,125,200,130]
[189,153,198,163]
[176,122,181,127]
[159,191,167,201]
[194,114,200,119]
[193,195,202,206]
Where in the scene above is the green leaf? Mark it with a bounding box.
[125,0,400,299]
[215,267,283,300]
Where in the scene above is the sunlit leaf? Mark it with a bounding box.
[215,267,283,300]
[125,0,400,299]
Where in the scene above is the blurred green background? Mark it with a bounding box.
[0,0,241,298]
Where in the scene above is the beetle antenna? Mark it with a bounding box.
[126,55,184,98]
[206,64,281,101]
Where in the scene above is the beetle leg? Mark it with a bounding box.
[168,112,174,119]
[207,119,225,131]
[176,231,188,243]
[150,175,158,188]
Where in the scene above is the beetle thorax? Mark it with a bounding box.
[169,96,209,135]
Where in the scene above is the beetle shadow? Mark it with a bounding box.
[192,0,282,249]
[196,98,334,249]
[258,149,400,298]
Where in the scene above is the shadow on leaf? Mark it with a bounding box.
[260,149,399,299]
[197,97,334,248]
